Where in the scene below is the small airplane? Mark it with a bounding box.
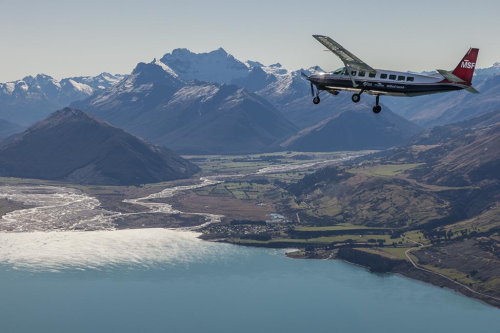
[304,35,479,113]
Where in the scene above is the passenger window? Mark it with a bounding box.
[351,71,357,76]
[380,73,387,79]
[398,76,405,81]
[369,72,376,78]
[389,74,397,80]
[358,71,366,77]
[407,77,415,82]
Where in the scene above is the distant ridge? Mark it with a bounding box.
[0,108,199,185]
[0,119,24,140]
[281,108,422,151]
[0,73,126,126]
[3,48,498,154]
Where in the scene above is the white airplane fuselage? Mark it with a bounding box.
[309,68,467,97]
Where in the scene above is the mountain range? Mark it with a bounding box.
[0,108,199,185]
[289,109,500,229]
[73,49,431,153]
[281,107,421,151]
[73,60,298,154]
[1,48,499,154]
[0,72,125,126]
[160,49,500,130]
[385,110,500,187]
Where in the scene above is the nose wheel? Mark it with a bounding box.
[372,95,382,113]
[311,82,321,104]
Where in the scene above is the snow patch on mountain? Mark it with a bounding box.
[168,84,220,105]
[1,82,15,95]
[0,72,126,126]
[160,48,249,84]
[67,79,93,94]
[152,58,179,78]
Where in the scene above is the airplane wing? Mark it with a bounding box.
[313,35,375,73]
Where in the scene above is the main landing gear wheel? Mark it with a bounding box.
[310,82,321,104]
[351,93,361,103]
[372,95,382,113]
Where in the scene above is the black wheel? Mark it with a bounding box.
[372,105,382,113]
[313,96,320,104]
[352,94,361,103]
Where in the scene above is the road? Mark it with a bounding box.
[403,237,500,302]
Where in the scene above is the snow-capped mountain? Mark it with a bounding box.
[5,46,498,153]
[79,60,182,127]
[160,48,249,84]
[158,48,500,129]
[73,59,297,154]
[74,49,420,153]
[474,62,500,79]
[0,73,126,126]
[159,50,390,129]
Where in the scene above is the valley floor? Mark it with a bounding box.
[0,151,498,308]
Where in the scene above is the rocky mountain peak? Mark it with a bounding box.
[160,48,249,84]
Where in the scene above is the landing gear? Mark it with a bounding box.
[352,87,366,103]
[372,95,382,113]
[311,82,321,104]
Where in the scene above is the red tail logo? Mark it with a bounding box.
[452,48,479,83]
[460,60,476,69]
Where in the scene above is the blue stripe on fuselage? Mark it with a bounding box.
[309,77,463,96]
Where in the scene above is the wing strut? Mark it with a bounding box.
[345,64,358,87]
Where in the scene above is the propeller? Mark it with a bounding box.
[301,66,323,98]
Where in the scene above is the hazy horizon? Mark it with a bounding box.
[1,0,500,81]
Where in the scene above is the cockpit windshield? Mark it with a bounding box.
[333,67,344,75]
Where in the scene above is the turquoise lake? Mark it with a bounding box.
[0,229,498,333]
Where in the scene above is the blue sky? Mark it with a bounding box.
[1,0,499,81]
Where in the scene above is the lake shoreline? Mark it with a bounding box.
[282,246,500,309]
[202,237,500,309]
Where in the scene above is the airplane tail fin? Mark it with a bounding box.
[451,48,479,84]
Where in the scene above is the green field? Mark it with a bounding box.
[295,224,390,232]
[185,151,367,176]
[351,163,423,177]
[231,233,417,247]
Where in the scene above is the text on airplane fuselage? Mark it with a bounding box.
[461,60,476,69]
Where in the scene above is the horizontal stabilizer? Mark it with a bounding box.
[465,86,480,94]
[437,69,466,83]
